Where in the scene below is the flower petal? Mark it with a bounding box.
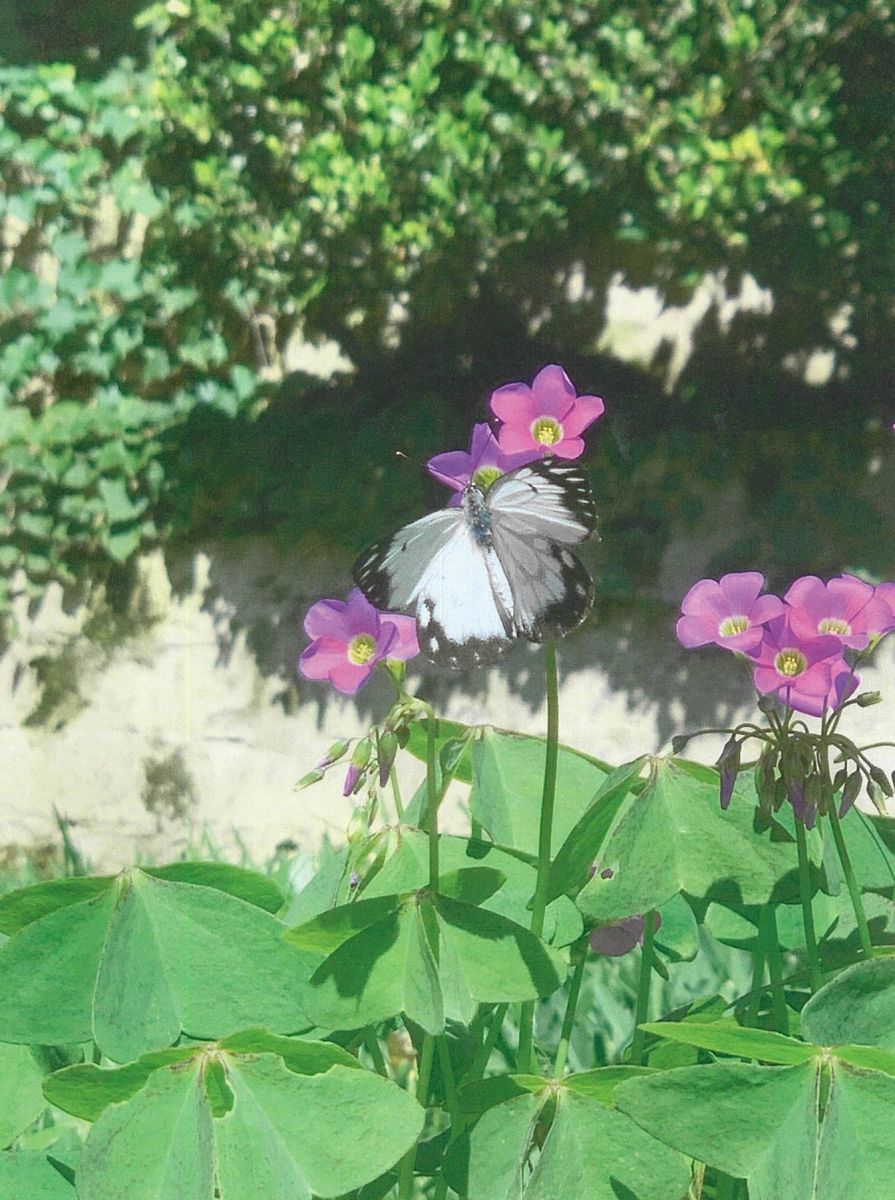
[381,614,420,661]
[427,448,473,491]
[303,598,351,641]
[561,394,606,437]
[718,571,766,614]
[551,435,586,460]
[490,382,539,425]
[345,587,380,636]
[676,614,718,648]
[328,659,377,695]
[299,636,348,680]
[531,364,577,419]
[496,423,544,455]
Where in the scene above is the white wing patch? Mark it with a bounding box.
[353,459,598,669]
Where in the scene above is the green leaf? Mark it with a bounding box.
[816,1062,895,1194]
[0,1150,75,1197]
[577,759,815,924]
[405,719,474,783]
[45,1033,358,1122]
[0,869,319,1061]
[821,810,895,896]
[145,862,285,913]
[0,877,113,935]
[548,756,647,901]
[76,1052,424,1200]
[470,727,610,857]
[448,1079,689,1199]
[77,1059,215,1200]
[801,957,895,1051]
[617,1061,820,1200]
[654,892,700,962]
[288,889,565,1034]
[361,830,582,946]
[0,1044,47,1147]
[638,1020,817,1064]
[215,1057,423,1198]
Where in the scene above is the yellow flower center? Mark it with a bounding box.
[471,465,503,492]
[530,416,563,446]
[347,633,377,665]
[775,648,807,678]
[818,617,850,636]
[719,615,749,637]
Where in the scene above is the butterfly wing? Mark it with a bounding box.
[488,461,597,642]
[353,509,515,667]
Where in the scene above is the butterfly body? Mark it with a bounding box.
[354,460,597,669]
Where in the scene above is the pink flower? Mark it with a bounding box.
[874,581,895,633]
[490,364,604,459]
[747,614,852,717]
[676,572,785,652]
[427,422,538,505]
[299,588,419,695]
[784,574,893,649]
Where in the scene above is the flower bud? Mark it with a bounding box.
[671,734,691,755]
[855,691,883,708]
[870,765,894,799]
[839,771,862,818]
[294,769,324,792]
[315,738,351,770]
[378,730,399,787]
[715,737,741,811]
[343,737,372,796]
[347,807,369,844]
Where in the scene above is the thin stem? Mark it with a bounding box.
[437,1037,459,1123]
[466,1004,508,1084]
[794,820,823,992]
[426,714,440,893]
[397,1035,435,1199]
[745,924,767,1028]
[629,911,657,1065]
[553,943,587,1078]
[390,766,405,823]
[827,802,873,959]
[364,1029,388,1077]
[518,643,561,1074]
[765,906,789,1035]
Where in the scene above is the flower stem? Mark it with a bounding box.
[518,642,561,1074]
[553,942,587,1078]
[390,766,405,823]
[364,1028,388,1077]
[745,923,767,1028]
[794,820,823,992]
[466,1004,508,1085]
[426,714,440,893]
[629,911,657,1065]
[764,906,789,1035]
[826,802,873,959]
[397,1034,435,1199]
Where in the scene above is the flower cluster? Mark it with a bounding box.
[298,363,604,699]
[677,572,895,717]
[427,364,604,499]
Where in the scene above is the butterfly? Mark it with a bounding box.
[353,460,598,668]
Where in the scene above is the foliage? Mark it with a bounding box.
[0,61,259,624]
[137,0,895,381]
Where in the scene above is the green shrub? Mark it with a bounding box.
[0,62,259,620]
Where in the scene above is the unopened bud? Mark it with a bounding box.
[294,769,324,792]
[343,737,372,796]
[347,806,369,844]
[870,765,894,799]
[316,738,351,770]
[839,771,862,818]
[868,781,888,816]
[856,691,883,708]
[715,737,741,811]
[378,731,399,787]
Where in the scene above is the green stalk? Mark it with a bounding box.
[744,923,767,1029]
[553,942,587,1078]
[426,714,440,892]
[518,642,561,1074]
[390,765,405,822]
[398,1035,435,1199]
[466,1004,508,1085]
[794,819,823,992]
[827,801,873,959]
[364,1029,388,1077]
[629,910,658,1065]
[764,906,789,1035]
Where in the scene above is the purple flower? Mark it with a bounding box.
[427,422,538,505]
[746,614,851,717]
[589,913,662,957]
[784,574,893,649]
[299,588,419,696]
[875,581,895,633]
[676,572,785,652]
[490,365,604,460]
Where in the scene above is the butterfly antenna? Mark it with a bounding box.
[396,449,466,490]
